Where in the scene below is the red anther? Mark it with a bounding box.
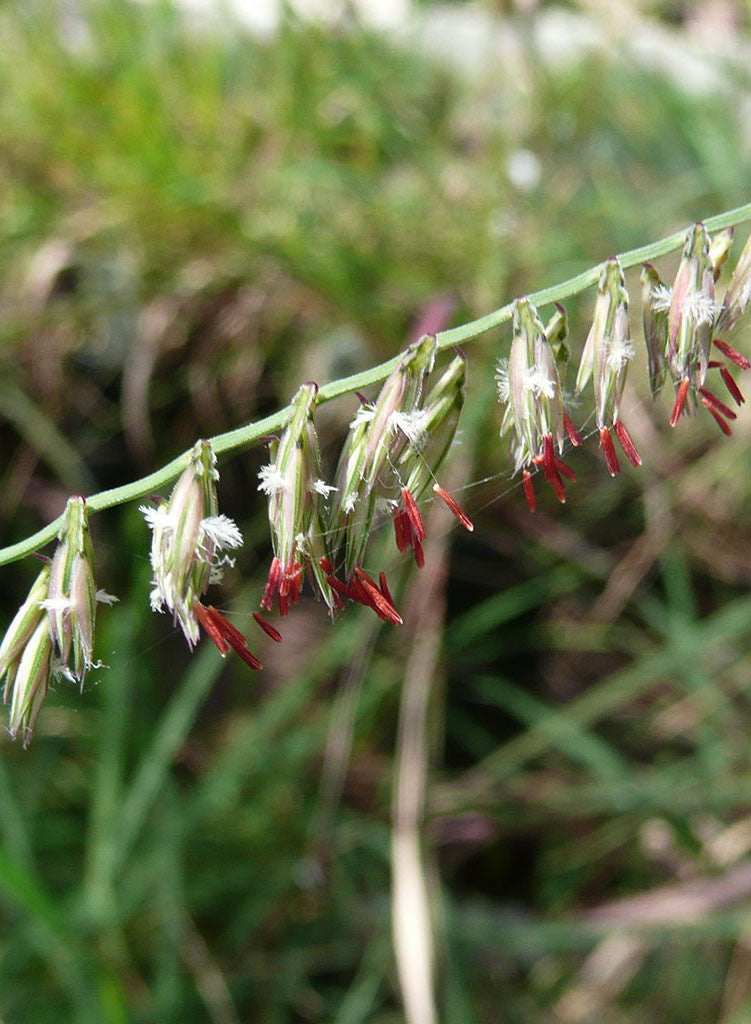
[707,360,723,369]
[613,421,642,468]
[701,398,732,436]
[326,575,356,601]
[318,556,333,574]
[355,391,370,405]
[347,573,380,617]
[414,535,425,568]
[278,591,289,617]
[207,608,248,650]
[553,456,576,483]
[563,412,583,447]
[401,487,426,541]
[714,339,751,370]
[719,366,745,405]
[253,612,282,643]
[548,470,567,504]
[698,387,737,421]
[261,556,281,611]
[288,561,303,604]
[224,637,263,671]
[599,427,620,477]
[379,571,396,610]
[194,602,228,656]
[432,484,474,532]
[393,509,410,552]
[522,470,536,512]
[670,378,690,428]
[353,568,403,626]
[195,603,262,669]
[541,434,556,480]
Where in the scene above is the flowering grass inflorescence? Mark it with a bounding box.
[0,217,749,745]
[0,498,116,746]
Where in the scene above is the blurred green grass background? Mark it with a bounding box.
[0,1,750,1021]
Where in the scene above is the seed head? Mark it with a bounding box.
[330,334,437,578]
[667,223,716,389]
[576,258,633,430]
[716,229,751,335]
[41,497,111,685]
[641,263,668,398]
[1,500,116,746]
[498,298,580,506]
[7,618,52,748]
[142,440,242,646]
[259,382,337,615]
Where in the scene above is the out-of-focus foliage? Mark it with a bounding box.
[0,1,750,1021]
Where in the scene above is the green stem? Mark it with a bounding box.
[1,201,750,568]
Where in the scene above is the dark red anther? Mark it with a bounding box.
[670,378,690,428]
[522,470,536,512]
[253,612,282,643]
[698,388,737,421]
[318,555,334,575]
[719,366,745,406]
[553,456,576,482]
[288,561,303,604]
[379,571,396,610]
[714,339,751,370]
[599,427,620,477]
[541,434,556,481]
[347,573,378,616]
[413,535,425,568]
[548,469,567,504]
[326,575,356,601]
[393,508,410,552]
[701,398,732,435]
[195,603,262,670]
[210,609,249,650]
[432,484,473,532]
[563,412,582,447]
[353,567,403,626]
[401,487,426,541]
[194,602,229,656]
[613,421,642,468]
[261,556,281,611]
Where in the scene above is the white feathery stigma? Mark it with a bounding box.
[311,479,338,498]
[257,464,287,496]
[651,284,672,313]
[349,405,375,430]
[684,290,721,326]
[523,367,556,399]
[199,514,243,551]
[495,359,510,402]
[607,337,635,371]
[389,409,430,448]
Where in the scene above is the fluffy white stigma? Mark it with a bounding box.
[140,504,172,530]
[607,337,635,371]
[495,359,510,402]
[523,367,556,400]
[200,514,243,551]
[311,479,338,498]
[349,405,375,431]
[389,409,430,448]
[684,291,721,326]
[651,284,672,313]
[257,464,287,496]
